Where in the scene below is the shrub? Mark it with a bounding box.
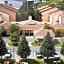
[19,59,40,64]
[53,29,61,37]
[8,42,19,46]
[0,59,15,64]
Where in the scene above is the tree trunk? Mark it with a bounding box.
[47,56,48,60]
[1,56,2,59]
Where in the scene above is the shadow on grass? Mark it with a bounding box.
[44,59,64,64]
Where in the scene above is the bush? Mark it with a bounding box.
[53,29,61,37]
[0,59,15,64]
[8,42,19,46]
[19,59,40,64]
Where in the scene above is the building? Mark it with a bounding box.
[11,16,43,35]
[38,5,64,24]
[0,4,18,22]
[34,28,55,41]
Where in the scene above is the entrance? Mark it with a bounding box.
[20,30,33,36]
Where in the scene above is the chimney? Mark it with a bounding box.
[29,15,32,20]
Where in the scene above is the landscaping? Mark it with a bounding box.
[8,42,19,46]
[19,59,44,64]
[0,59,15,64]
[55,42,63,47]
[31,41,41,46]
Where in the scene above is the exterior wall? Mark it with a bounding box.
[52,15,59,23]
[0,6,17,21]
[40,7,58,23]
[42,13,49,22]
[0,14,3,21]
[0,11,9,21]
[61,15,64,24]
[52,11,63,24]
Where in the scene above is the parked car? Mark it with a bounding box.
[36,50,43,58]
[53,52,60,59]
[44,52,60,59]
[5,50,12,58]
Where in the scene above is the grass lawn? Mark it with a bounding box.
[55,42,63,47]
[31,41,41,46]
[8,42,13,46]
[8,42,19,46]
[19,58,44,64]
[35,59,45,64]
[0,59,15,64]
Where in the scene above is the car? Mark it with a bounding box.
[53,52,60,59]
[5,50,12,58]
[36,50,42,58]
[44,52,60,59]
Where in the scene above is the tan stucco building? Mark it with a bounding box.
[38,5,64,24]
[0,4,18,22]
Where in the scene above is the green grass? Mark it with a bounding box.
[0,59,15,64]
[55,42,63,47]
[8,42,19,46]
[19,58,44,64]
[31,42,41,46]
[8,42,13,46]
[35,59,44,64]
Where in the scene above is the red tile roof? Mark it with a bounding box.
[34,29,55,38]
[51,22,64,29]
[0,21,11,29]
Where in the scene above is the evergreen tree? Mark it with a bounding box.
[1,27,7,36]
[17,34,31,58]
[10,24,19,34]
[0,33,7,59]
[60,43,64,55]
[40,32,55,59]
[9,32,20,46]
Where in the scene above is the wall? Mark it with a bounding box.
[0,6,17,21]
[0,11,9,21]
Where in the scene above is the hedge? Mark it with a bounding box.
[0,59,15,64]
[19,59,40,64]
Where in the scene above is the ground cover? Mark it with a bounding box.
[0,59,15,64]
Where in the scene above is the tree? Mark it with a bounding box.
[9,32,20,46]
[57,0,64,11]
[0,27,7,36]
[60,43,64,56]
[10,24,19,34]
[0,33,7,59]
[40,32,55,59]
[53,29,61,37]
[49,0,60,7]
[17,34,31,58]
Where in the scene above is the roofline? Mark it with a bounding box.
[2,4,18,12]
[40,7,53,13]
[0,10,9,15]
[38,5,49,10]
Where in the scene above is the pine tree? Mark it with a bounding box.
[17,34,31,58]
[0,33,7,59]
[40,32,55,59]
[9,32,20,46]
